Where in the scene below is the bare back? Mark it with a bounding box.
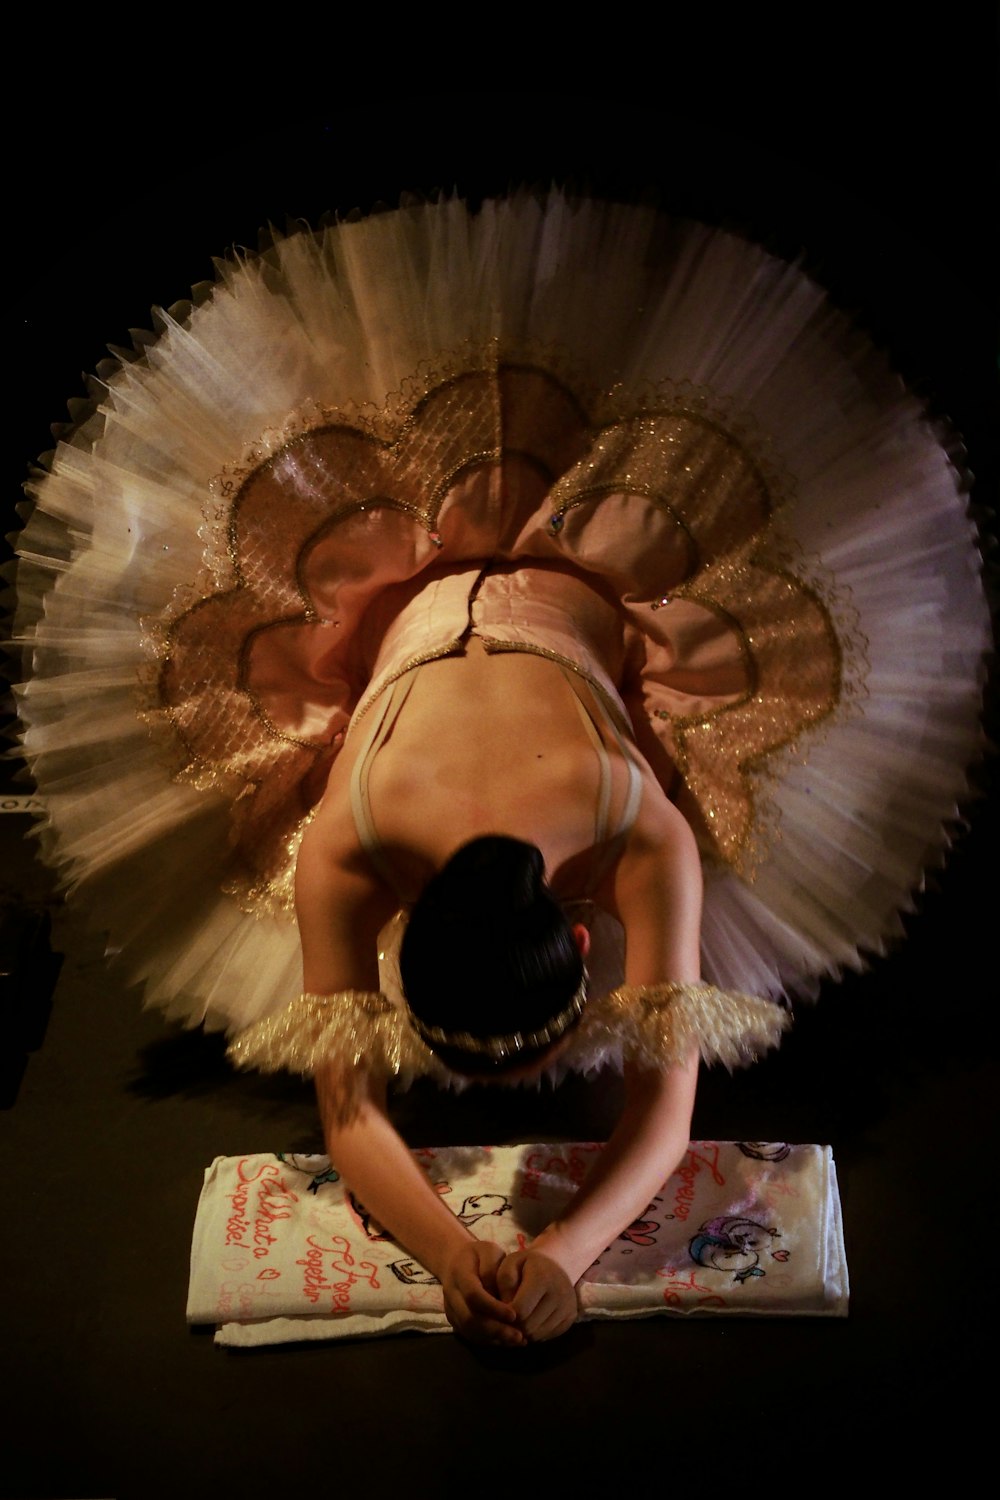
[295,561,703,995]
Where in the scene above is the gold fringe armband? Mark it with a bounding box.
[225,991,440,1081]
[581,982,791,1071]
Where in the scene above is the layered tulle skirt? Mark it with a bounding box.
[13,193,991,1038]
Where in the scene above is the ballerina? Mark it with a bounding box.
[231,592,777,1344]
[14,192,989,1344]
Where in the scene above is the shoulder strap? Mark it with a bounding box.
[561,669,645,893]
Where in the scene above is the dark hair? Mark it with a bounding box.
[399,835,585,1076]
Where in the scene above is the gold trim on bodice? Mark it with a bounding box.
[146,354,854,913]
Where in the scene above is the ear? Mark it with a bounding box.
[571,922,591,959]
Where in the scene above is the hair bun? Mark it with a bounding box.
[400,833,585,1073]
[431,836,543,915]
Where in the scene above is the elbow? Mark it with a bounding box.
[315,1062,385,1134]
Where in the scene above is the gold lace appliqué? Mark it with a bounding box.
[150,353,851,911]
[226,990,445,1082]
[225,981,789,1081]
[574,982,791,1071]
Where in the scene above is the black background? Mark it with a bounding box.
[5,49,998,1499]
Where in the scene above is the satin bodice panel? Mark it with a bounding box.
[349,560,633,736]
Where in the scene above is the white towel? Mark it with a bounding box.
[187,1141,848,1346]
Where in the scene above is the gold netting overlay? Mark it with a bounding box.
[152,360,844,907]
[226,982,791,1082]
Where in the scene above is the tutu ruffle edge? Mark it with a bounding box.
[12,192,991,1040]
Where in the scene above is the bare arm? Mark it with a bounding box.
[298,816,524,1345]
[510,1054,698,1287]
[315,1060,524,1342]
[499,798,703,1325]
[314,1067,467,1273]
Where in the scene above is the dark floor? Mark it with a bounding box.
[4,73,998,1500]
[2,770,996,1496]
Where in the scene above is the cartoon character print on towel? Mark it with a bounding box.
[737,1142,792,1162]
[381,1193,512,1284]
[259,1146,796,1299]
[618,1216,669,1249]
[582,1191,677,1270]
[578,1143,798,1292]
[187,1144,847,1332]
[380,1194,512,1283]
[343,1159,513,1284]
[348,1189,510,1244]
[389,1260,440,1287]
[276,1152,341,1195]
[688,1215,791,1284]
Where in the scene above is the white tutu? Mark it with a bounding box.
[13,192,990,1038]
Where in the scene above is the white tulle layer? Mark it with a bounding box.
[14,194,990,1034]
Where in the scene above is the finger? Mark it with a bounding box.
[539,1308,578,1344]
[525,1303,576,1342]
[512,1282,547,1324]
[475,1242,505,1290]
[491,1321,527,1348]
[464,1279,518,1323]
[496,1256,523,1301]
[455,1259,511,1308]
[455,1317,525,1347]
[447,1286,501,1343]
[453,1300,526,1347]
[519,1293,556,1337]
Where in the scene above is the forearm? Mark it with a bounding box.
[316,1068,471,1280]
[531,1054,698,1284]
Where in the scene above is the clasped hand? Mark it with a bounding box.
[442,1239,578,1347]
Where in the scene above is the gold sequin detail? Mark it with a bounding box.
[579,983,791,1070]
[147,352,852,909]
[226,990,447,1083]
[225,980,789,1081]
